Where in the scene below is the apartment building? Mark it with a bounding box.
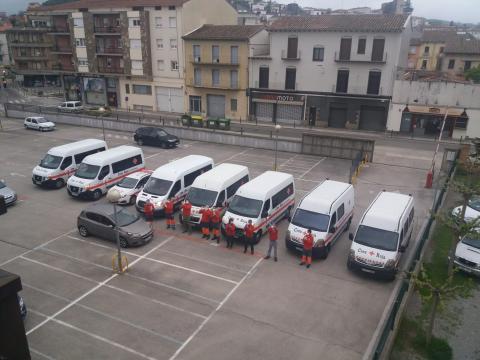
[407,29,455,70]
[249,14,413,131]
[0,22,12,66]
[8,0,237,110]
[441,35,480,75]
[183,25,267,120]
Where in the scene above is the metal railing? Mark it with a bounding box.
[94,26,121,33]
[97,66,124,74]
[96,46,123,54]
[334,51,387,63]
[281,49,301,60]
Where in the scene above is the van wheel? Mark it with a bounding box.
[119,237,128,248]
[285,206,292,220]
[137,138,144,146]
[55,178,65,189]
[92,190,102,200]
[161,142,167,149]
[345,218,352,232]
[347,258,353,270]
[78,225,89,237]
[129,195,136,205]
[320,244,330,260]
[254,230,263,244]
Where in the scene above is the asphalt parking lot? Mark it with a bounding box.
[0,118,436,360]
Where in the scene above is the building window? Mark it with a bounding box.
[212,45,220,63]
[170,39,177,49]
[155,6,162,10]
[440,46,444,53]
[78,58,88,66]
[169,5,176,10]
[75,38,85,47]
[131,60,143,70]
[129,18,141,27]
[73,18,84,27]
[465,61,472,71]
[371,38,385,62]
[312,47,324,61]
[230,70,238,88]
[259,67,269,88]
[190,95,201,113]
[155,17,162,28]
[171,61,178,70]
[156,39,163,49]
[287,36,298,59]
[130,39,141,49]
[125,84,130,94]
[357,38,366,54]
[193,45,201,61]
[421,60,427,69]
[285,68,296,90]
[367,71,381,95]
[409,46,417,54]
[169,17,176,28]
[231,46,238,64]
[132,84,152,95]
[336,69,349,93]
[194,68,201,86]
[339,38,352,60]
[157,60,164,71]
[424,46,430,54]
[231,98,237,112]
[448,59,455,69]
[212,69,220,86]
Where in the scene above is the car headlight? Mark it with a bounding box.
[384,259,396,269]
[155,200,164,208]
[314,239,325,247]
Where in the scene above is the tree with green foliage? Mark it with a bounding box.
[465,65,480,83]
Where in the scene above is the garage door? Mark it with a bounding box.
[328,106,347,128]
[359,106,386,131]
[276,104,303,124]
[207,95,225,118]
[255,102,274,122]
[156,87,184,113]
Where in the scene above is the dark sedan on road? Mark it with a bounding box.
[77,204,153,247]
[134,127,180,148]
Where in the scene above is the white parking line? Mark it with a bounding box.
[30,347,56,360]
[39,247,111,270]
[168,257,264,360]
[218,148,251,164]
[298,157,327,179]
[66,235,140,258]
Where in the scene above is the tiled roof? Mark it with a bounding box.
[410,38,421,46]
[183,25,265,40]
[420,29,456,43]
[0,22,12,33]
[32,0,187,12]
[268,14,409,33]
[445,35,480,55]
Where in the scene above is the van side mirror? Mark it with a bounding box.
[261,211,268,219]
[349,233,354,241]
[399,245,406,253]
[329,226,336,234]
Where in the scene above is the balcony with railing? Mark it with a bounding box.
[96,46,123,55]
[97,64,124,74]
[52,63,75,71]
[334,51,387,64]
[281,49,301,60]
[51,45,73,54]
[93,15,121,34]
[191,57,240,66]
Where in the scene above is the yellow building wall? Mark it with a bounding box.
[415,42,445,71]
[119,79,156,111]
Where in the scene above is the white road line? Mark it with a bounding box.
[66,235,139,257]
[26,237,174,337]
[218,148,251,164]
[168,257,264,360]
[298,157,327,179]
[0,228,76,267]
[30,347,57,360]
[22,283,183,345]
[142,257,238,285]
[39,247,111,270]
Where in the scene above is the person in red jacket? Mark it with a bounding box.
[199,206,212,239]
[243,220,256,255]
[300,229,314,268]
[143,199,154,226]
[181,200,192,234]
[225,218,236,249]
[264,223,278,262]
[210,208,222,243]
[164,198,175,230]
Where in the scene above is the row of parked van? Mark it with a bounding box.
[31,138,415,278]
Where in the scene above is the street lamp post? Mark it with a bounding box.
[99,106,106,141]
[274,124,282,171]
[106,188,123,273]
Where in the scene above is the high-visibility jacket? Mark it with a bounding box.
[210,209,221,224]
[144,202,154,216]
[303,233,314,250]
[164,200,174,215]
[268,226,278,241]
[225,223,236,237]
[244,224,255,238]
[181,202,192,217]
[199,208,212,223]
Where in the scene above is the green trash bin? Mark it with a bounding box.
[206,117,219,129]
[181,114,191,126]
[217,118,231,130]
[191,115,204,127]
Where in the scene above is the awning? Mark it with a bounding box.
[404,105,467,117]
[252,98,304,106]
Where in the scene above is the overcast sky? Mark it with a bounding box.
[1,0,478,24]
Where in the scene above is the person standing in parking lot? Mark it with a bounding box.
[199,206,212,239]
[243,220,255,255]
[181,200,192,234]
[300,229,314,268]
[210,208,222,243]
[164,198,175,230]
[144,199,154,227]
[225,218,236,248]
[264,223,278,262]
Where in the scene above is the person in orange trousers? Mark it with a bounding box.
[243,220,255,254]
[210,208,222,243]
[199,206,212,239]
[143,199,154,227]
[181,200,192,234]
[300,229,314,269]
[225,218,236,249]
[164,198,175,230]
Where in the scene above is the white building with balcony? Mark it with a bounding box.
[248,14,413,130]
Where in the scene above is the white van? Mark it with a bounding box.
[136,155,214,214]
[222,171,295,242]
[454,235,480,276]
[185,163,249,225]
[32,139,107,188]
[286,180,354,259]
[58,101,83,112]
[348,191,414,278]
[67,146,144,200]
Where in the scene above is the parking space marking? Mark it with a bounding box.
[65,235,140,259]
[26,237,174,337]
[168,257,263,360]
[39,247,112,270]
[298,157,327,179]
[30,347,56,360]
[218,148,251,164]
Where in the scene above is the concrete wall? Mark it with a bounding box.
[0,33,10,66]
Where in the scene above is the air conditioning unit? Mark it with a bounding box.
[214,58,220,63]
[194,56,201,63]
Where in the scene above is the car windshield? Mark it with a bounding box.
[0,181,5,189]
[462,236,480,250]
[144,177,172,196]
[354,225,399,252]
[36,118,47,123]
[186,187,218,207]
[114,208,140,227]
[228,195,263,218]
[75,163,100,180]
[291,208,330,232]
[158,130,168,137]
[117,177,138,189]
[469,197,480,212]
[40,154,62,169]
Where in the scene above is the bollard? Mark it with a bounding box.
[240,127,243,136]
[425,169,433,189]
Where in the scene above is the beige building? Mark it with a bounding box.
[441,35,480,75]
[407,29,456,71]
[183,25,268,120]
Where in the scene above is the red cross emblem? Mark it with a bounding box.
[369,251,375,256]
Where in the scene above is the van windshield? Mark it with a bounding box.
[114,208,140,227]
[144,177,172,196]
[462,236,480,250]
[75,163,100,180]
[354,225,399,252]
[468,197,480,212]
[40,154,63,169]
[291,209,330,232]
[228,195,262,218]
[186,187,218,207]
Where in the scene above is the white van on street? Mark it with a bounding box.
[136,155,214,214]
[348,191,414,279]
[222,171,295,242]
[67,146,144,200]
[58,101,83,112]
[32,139,107,188]
[286,180,354,259]
[185,163,249,225]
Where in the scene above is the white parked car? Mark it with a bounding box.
[454,235,480,276]
[451,196,480,222]
[108,170,152,205]
[24,116,56,131]
[58,101,83,112]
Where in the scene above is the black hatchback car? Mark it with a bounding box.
[134,127,180,148]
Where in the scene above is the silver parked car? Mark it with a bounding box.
[0,180,17,206]
[77,203,153,247]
